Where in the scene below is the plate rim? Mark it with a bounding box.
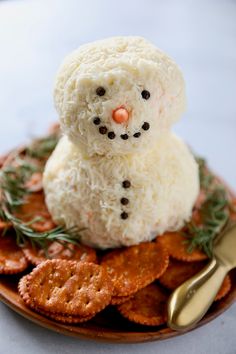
[0,272,236,344]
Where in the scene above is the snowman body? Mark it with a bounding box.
[44,133,198,249]
[43,37,199,249]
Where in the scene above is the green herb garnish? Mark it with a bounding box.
[195,157,214,190]
[184,157,231,257]
[0,157,38,210]
[184,188,229,257]
[2,208,80,250]
[25,134,59,159]
[0,131,82,253]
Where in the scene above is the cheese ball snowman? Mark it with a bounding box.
[43,37,199,249]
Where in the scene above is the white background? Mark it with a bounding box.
[0,0,235,353]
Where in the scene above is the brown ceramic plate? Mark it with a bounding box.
[0,270,235,343]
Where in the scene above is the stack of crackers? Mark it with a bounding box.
[0,206,232,326]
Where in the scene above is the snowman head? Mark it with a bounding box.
[54,37,186,156]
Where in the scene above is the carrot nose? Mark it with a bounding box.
[112,107,129,124]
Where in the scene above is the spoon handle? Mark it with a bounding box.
[167,257,227,330]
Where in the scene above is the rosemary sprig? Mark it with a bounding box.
[0,157,38,210]
[0,131,82,253]
[195,157,214,190]
[25,134,59,160]
[3,208,81,250]
[182,157,231,257]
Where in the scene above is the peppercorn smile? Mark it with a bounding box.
[92,117,150,140]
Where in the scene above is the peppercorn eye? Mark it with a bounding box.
[96,87,106,96]
[141,90,150,100]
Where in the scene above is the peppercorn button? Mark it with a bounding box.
[142,122,150,131]
[120,212,129,220]
[108,131,116,139]
[120,134,129,140]
[99,126,107,134]
[122,180,131,188]
[141,90,151,100]
[93,117,101,125]
[120,197,129,205]
[96,87,106,96]
[133,132,141,138]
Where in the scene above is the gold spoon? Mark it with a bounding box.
[167,223,236,331]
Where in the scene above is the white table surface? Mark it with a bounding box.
[0,0,236,353]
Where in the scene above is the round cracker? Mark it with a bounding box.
[25,172,43,192]
[158,232,208,262]
[0,235,28,274]
[0,220,12,231]
[159,259,231,302]
[18,275,31,305]
[118,283,168,326]
[18,275,94,323]
[16,192,56,232]
[159,259,207,290]
[100,248,124,263]
[111,295,133,305]
[22,241,97,266]
[26,260,113,317]
[101,241,169,297]
[36,309,94,324]
[215,275,231,301]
